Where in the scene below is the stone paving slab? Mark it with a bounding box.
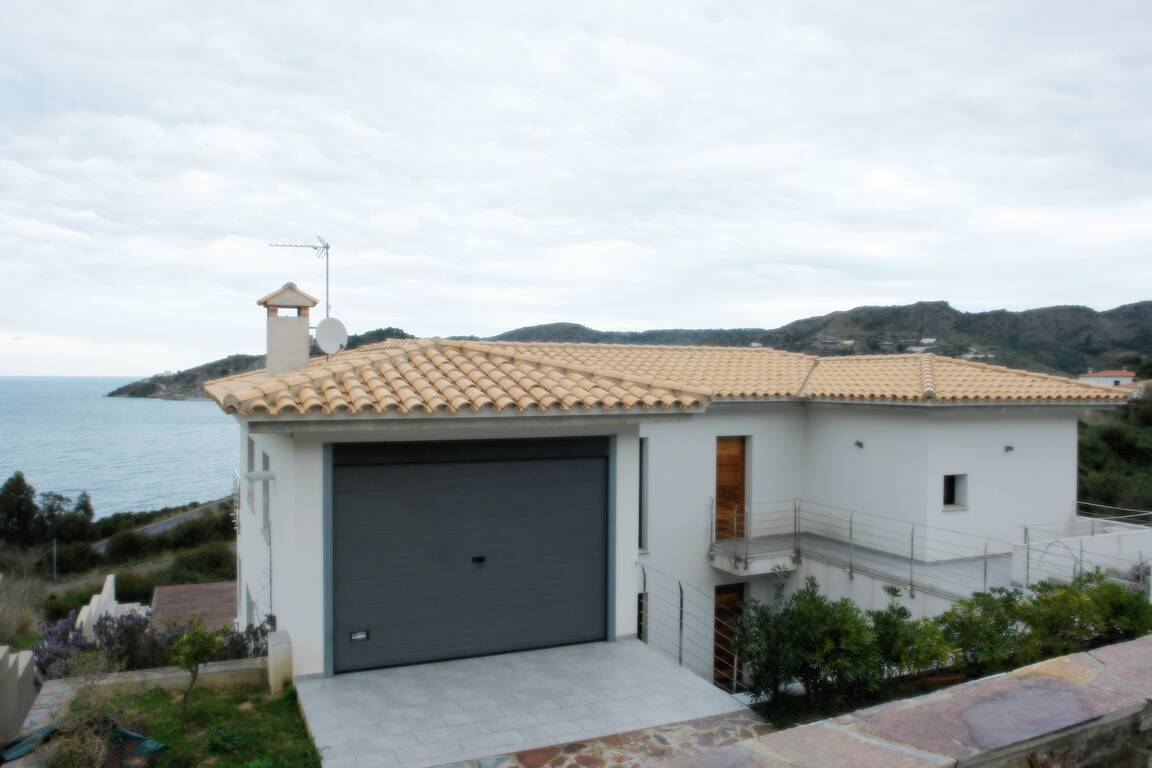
[439,710,772,768]
[297,640,748,768]
[649,634,1152,768]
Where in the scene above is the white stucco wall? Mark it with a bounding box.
[230,401,1085,678]
[242,416,649,676]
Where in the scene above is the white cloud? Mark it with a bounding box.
[1,0,1150,374]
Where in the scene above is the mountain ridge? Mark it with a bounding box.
[108,300,1152,400]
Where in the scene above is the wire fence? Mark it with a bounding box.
[639,563,744,694]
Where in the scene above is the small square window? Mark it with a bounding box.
[943,474,968,508]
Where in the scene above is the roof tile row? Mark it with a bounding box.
[204,339,1127,418]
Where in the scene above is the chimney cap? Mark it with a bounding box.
[257,282,319,309]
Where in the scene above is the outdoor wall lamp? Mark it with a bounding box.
[854,440,865,449]
[1004,445,1015,453]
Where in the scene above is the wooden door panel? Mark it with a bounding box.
[714,584,744,685]
[715,437,746,540]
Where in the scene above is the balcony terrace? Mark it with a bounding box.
[708,499,1152,600]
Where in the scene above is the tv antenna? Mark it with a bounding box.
[269,236,331,317]
[269,235,348,354]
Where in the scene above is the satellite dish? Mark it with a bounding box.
[315,317,348,354]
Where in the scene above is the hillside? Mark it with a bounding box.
[488,301,1152,374]
[106,327,414,400]
[110,302,1152,400]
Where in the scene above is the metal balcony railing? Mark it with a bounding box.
[707,498,1152,599]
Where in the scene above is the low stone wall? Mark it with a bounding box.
[660,635,1152,767]
[0,646,38,741]
[74,574,148,640]
[19,657,268,733]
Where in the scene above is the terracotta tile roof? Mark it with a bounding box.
[1079,369,1135,378]
[204,339,711,417]
[204,340,1127,418]
[804,354,1129,402]
[484,342,815,398]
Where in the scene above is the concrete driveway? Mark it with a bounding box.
[295,640,747,768]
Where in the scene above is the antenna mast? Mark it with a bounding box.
[269,236,331,317]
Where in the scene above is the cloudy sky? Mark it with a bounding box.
[2,1,1150,375]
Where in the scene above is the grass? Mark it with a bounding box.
[8,632,43,651]
[111,685,320,768]
[0,574,45,647]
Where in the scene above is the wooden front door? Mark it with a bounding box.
[715,437,746,540]
[714,584,744,686]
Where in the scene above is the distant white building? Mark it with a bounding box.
[1078,369,1138,388]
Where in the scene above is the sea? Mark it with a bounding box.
[0,377,238,519]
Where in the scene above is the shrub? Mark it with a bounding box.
[171,616,222,725]
[167,541,236,583]
[777,577,882,708]
[1018,580,1103,659]
[1083,574,1152,643]
[93,612,168,671]
[937,587,1025,674]
[43,587,101,622]
[45,651,121,768]
[732,598,785,703]
[115,570,161,604]
[734,576,881,709]
[0,574,44,645]
[52,541,103,575]
[868,587,917,674]
[106,530,151,563]
[33,611,93,677]
[217,615,275,661]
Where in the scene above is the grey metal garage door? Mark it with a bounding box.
[332,438,609,673]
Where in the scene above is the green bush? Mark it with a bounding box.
[105,530,151,564]
[43,587,101,623]
[734,576,881,709]
[115,570,161,604]
[937,587,1025,674]
[53,542,104,575]
[166,542,236,584]
[1018,580,1102,659]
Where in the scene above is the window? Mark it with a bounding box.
[261,452,271,536]
[943,474,968,508]
[638,437,649,551]
[246,437,256,511]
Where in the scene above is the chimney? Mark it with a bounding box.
[257,282,319,374]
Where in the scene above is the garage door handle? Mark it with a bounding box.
[472,555,486,564]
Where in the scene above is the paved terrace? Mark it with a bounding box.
[296,640,747,768]
[711,532,1014,600]
[658,634,1152,767]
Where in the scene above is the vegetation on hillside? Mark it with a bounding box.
[106,326,415,400]
[1079,391,1152,510]
[733,572,1152,722]
[489,300,1152,375]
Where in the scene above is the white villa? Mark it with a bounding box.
[206,284,1144,687]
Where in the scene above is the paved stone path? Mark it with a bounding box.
[651,634,1152,767]
[440,711,772,768]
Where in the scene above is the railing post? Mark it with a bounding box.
[909,524,916,597]
[677,581,685,666]
[848,511,855,580]
[1024,527,1031,585]
[1078,539,1084,580]
[982,540,988,592]
[793,499,801,563]
[640,566,648,643]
